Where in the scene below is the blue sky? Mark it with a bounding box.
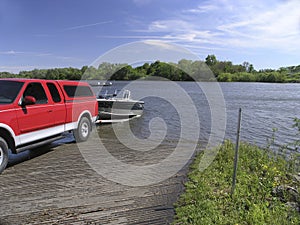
[1,0,300,73]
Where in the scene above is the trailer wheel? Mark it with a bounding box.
[74,117,91,142]
[0,137,9,174]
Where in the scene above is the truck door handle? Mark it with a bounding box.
[48,110,53,113]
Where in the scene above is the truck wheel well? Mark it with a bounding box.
[0,128,16,153]
[80,113,92,130]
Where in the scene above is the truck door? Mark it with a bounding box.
[17,82,54,135]
[46,82,66,126]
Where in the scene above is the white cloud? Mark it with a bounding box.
[133,0,300,54]
[216,0,300,51]
[147,20,221,41]
[143,40,179,51]
[0,50,84,62]
[0,50,52,57]
[185,3,218,13]
[0,65,42,73]
[148,20,192,32]
[0,50,25,55]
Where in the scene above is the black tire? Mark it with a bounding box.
[74,117,91,142]
[0,137,9,174]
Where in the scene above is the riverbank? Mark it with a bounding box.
[173,141,300,224]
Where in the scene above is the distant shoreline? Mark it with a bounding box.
[1,57,299,83]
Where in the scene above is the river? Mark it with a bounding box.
[92,81,300,154]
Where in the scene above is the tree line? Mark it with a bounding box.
[1,55,300,83]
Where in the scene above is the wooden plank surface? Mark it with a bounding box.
[0,130,196,225]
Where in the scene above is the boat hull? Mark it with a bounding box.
[97,99,144,122]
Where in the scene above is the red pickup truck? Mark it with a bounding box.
[0,79,98,173]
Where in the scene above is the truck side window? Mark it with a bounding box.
[23,83,48,104]
[63,85,94,97]
[47,83,61,103]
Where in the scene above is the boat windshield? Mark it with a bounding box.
[98,89,118,99]
[98,89,132,100]
[0,80,24,104]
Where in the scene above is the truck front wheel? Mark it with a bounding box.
[0,137,9,174]
[74,117,91,142]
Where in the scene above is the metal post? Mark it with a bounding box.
[231,108,242,196]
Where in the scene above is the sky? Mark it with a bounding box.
[0,0,300,73]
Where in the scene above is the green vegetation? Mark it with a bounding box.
[173,141,300,224]
[1,55,300,82]
[0,67,84,80]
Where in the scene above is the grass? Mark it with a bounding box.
[173,141,300,225]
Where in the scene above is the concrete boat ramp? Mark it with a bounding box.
[0,129,196,224]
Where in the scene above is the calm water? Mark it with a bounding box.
[92,81,300,153]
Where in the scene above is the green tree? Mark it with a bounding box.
[205,55,217,66]
[81,66,88,75]
[248,64,255,73]
[46,69,59,80]
[111,65,140,80]
[217,73,233,82]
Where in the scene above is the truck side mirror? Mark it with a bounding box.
[22,96,36,105]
